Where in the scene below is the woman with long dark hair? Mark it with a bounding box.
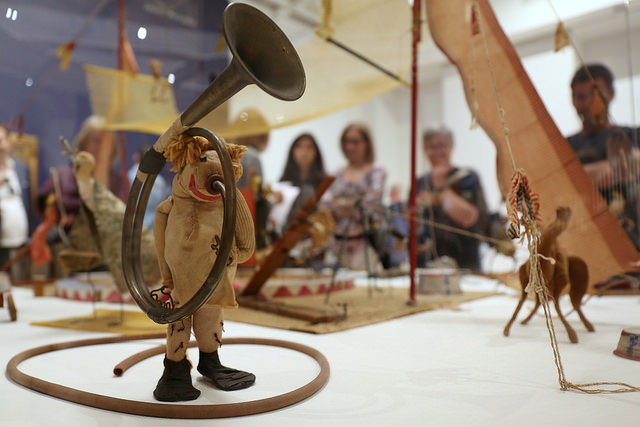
[269,133,328,266]
[279,133,326,188]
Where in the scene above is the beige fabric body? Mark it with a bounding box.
[154,189,254,309]
[154,145,255,361]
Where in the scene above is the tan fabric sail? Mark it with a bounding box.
[84,64,179,135]
[84,0,418,138]
[426,0,639,285]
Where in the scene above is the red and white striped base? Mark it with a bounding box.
[54,269,359,303]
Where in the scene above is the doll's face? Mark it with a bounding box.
[174,150,226,202]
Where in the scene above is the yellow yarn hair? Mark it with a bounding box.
[164,134,247,177]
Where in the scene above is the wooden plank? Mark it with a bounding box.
[240,176,335,297]
[237,295,345,323]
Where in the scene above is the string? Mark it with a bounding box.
[360,201,506,246]
[472,1,517,175]
[624,0,638,145]
[362,199,640,306]
[546,0,640,208]
[473,0,640,394]
[468,8,479,130]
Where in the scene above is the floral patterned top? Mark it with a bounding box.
[322,163,387,270]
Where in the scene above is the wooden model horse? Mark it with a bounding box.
[503,206,594,343]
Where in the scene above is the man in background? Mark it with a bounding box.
[567,63,640,249]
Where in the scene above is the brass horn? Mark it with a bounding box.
[122,2,306,324]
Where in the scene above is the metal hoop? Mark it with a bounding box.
[122,127,237,324]
[6,334,330,419]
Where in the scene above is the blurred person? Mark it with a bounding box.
[274,133,327,229]
[226,108,272,250]
[268,133,329,267]
[279,133,327,189]
[416,125,487,271]
[567,63,640,249]
[322,122,387,272]
[228,108,270,190]
[0,123,30,267]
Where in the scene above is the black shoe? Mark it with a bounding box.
[197,350,256,391]
[153,357,201,402]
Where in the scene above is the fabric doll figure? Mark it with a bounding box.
[152,134,256,402]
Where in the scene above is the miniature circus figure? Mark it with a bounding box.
[503,206,594,343]
[152,134,256,401]
[54,151,161,293]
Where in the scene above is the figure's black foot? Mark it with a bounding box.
[153,357,201,402]
[197,350,256,391]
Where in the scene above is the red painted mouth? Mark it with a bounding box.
[189,173,221,201]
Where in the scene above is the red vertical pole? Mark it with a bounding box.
[408,0,422,304]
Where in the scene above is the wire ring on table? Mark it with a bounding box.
[6,333,330,419]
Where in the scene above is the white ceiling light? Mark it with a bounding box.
[6,7,17,20]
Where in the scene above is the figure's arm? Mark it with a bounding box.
[438,188,479,228]
[320,170,353,220]
[153,197,174,289]
[233,189,256,264]
[434,171,485,229]
[583,159,614,188]
[584,147,640,188]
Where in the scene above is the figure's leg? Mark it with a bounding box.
[568,256,594,332]
[504,290,527,336]
[153,317,200,402]
[166,317,192,361]
[193,306,255,391]
[519,299,540,325]
[553,297,578,344]
[545,258,579,343]
[504,263,529,336]
[192,306,224,353]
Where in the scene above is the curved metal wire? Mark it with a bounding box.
[122,127,237,324]
[6,334,331,418]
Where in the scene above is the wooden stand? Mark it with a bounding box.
[237,295,345,323]
[239,177,343,323]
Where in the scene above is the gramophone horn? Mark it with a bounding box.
[122,2,305,324]
[181,2,306,127]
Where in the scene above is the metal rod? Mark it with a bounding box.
[408,0,422,304]
[324,36,411,87]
